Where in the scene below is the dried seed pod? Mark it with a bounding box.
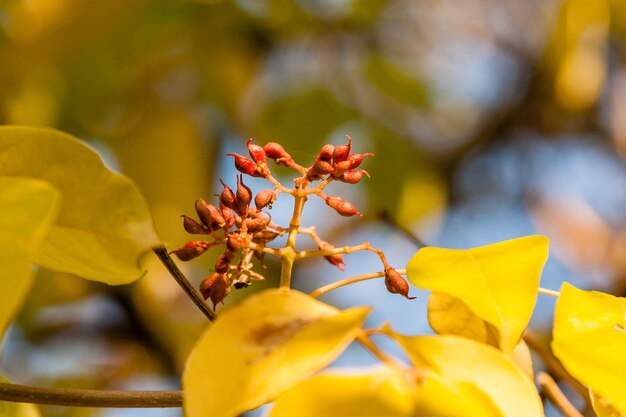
[196,200,226,230]
[245,213,271,232]
[227,232,247,252]
[263,142,294,167]
[263,142,289,160]
[247,206,262,217]
[318,241,346,271]
[181,215,208,234]
[170,241,209,261]
[332,135,352,163]
[255,189,276,210]
[325,196,362,217]
[338,169,370,184]
[253,230,280,243]
[221,205,236,229]
[199,273,230,308]
[306,160,334,181]
[331,160,351,177]
[246,138,267,164]
[318,144,335,161]
[219,179,237,210]
[227,153,262,177]
[235,175,252,216]
[384,267,415,300]
[347,153,374,170]
[194,199,213,229]
[214,258,230,274]
[214,249,236,273]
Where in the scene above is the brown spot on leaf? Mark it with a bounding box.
[248,318,315,351]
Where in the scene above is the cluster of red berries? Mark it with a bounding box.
[171,137,412,308]
[170,172,278,308]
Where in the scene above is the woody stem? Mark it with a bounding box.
[152,245,216,321]
[280,189,308,288]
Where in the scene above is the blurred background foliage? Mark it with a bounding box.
[2,0,626,416]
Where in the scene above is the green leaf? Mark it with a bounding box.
[0,126,159,284]
[407,236,549,352]
[390,334,544,417]
[270,367,415,417]
[183,288,370,417]
[0,177,59,337]
[552,283,626,414]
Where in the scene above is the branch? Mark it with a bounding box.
[0,382,181,408]
[537,372,584,417]
[152,245,216,321]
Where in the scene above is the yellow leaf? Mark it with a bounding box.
[591,390,626,417]
[0,177,59,337]
[511,341,534,380]
[423,374,516,417]
[428,293,534,378]
[407,236,549,352]
[428,292,499,347]
[183,289,370,417]
[0,126,159,284]
[391,334,544,417]
[552,283,626,414]
[270,367,415,417]
[271,365,501,417]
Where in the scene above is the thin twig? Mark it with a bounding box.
[538,287,560,297]
[310,270,407,298]
[523,331,590,403]
[0,382,181,408]
[152,245,216,321]
[296,241,389,267]
[537,372,584,417]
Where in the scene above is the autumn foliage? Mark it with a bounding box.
[0,126,625,417]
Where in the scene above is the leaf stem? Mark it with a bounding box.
[152,245,216,321]
[0,382,182,408]
[538,287,560,297]
[537,372,584,417]
[295,242,390,267]
[309,269,407,298]
[265,173,294,195]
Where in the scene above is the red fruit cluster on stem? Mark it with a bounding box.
[171,136,411,310]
